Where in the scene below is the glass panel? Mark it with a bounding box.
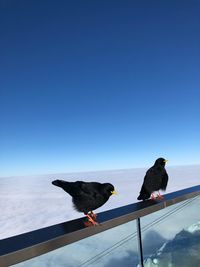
[141,196,200,267]
[13,220,139,267]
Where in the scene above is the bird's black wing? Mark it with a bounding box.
[72,182,105,213]
[142,167,161,192]
[79,182,102,199]
[160,171,168,190]
[137,168,156,200]
[137,182,151,200]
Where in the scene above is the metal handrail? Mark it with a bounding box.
[0,185,200,267]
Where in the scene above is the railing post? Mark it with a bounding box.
[136,217,144,267]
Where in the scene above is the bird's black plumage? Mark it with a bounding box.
[52,180,116,214]
[137,158,169,201]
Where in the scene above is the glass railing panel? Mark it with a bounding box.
[13,220,139,267]
[140,195,200,267]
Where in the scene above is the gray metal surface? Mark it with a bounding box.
[1,185,200,267]
[136,218,144,267]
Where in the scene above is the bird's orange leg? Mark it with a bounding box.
[150,193,155,200]
[90,211,97,220]
[84,213,98,227]
[158,191,164,199]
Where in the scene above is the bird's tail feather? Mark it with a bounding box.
[52,179,77,196]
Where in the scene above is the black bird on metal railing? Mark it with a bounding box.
[137,158,168,201]
[52,179,117,226]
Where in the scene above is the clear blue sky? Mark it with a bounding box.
[0,1,200,176]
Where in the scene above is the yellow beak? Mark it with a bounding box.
[164,159,168,163]
[111,190,118,195]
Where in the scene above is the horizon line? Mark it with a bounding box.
[1,163,200,179]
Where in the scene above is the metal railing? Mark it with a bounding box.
[1,185,200,267]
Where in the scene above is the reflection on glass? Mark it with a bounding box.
[13,220,139,267]
[141,196,200,267]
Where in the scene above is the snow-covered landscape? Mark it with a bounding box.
[1,165,200,266]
